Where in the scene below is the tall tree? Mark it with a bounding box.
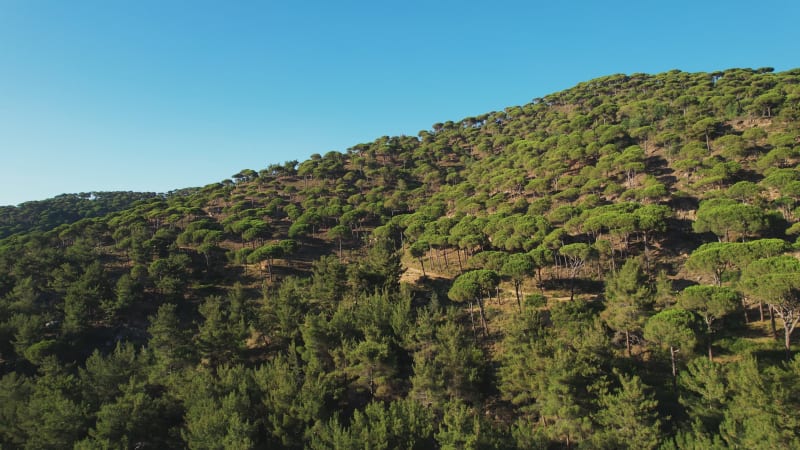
[591,372,662,449]
[644,309,699,378]
[740,255,800,359]
[501,253,535,312]
[602,258,654,356]
[678,285,741,360]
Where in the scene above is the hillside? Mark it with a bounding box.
[1,67,800,448]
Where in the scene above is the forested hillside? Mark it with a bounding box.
[0,191,158,239]
[1,67,800,449]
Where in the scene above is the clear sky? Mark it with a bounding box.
[1,0,798,206]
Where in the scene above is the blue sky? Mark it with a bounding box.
[1,1,798,206]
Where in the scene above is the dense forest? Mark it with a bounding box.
[1,67,800,449]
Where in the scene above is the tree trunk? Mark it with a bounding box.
[625,329,631,357]
[783,313,799,361]
[670,346,677,378]
[468,299,476,339]
[514,282,522,313]
[476,297,489,337]
[785,329,792,361]
[769,305,778,339]
[569,275,576,301]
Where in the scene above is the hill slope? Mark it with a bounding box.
[1,67,800,448]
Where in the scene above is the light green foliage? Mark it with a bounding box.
[679,285,740,337]
[148,302,196,378]
[693,198,770,241]
[435,400,499,450]
[644,309,700,376]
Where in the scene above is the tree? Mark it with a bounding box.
[195,295,247,367]
[435,401,496,450]
[691,118,722,151]
[182,391,256,449]
[147,303,196,379]
[718,356,800,448]
[448,270,498,337]
[685,242,739,286]
[740,255,800,359]
[591,371,662,449]
[409,240,429,277]
[247,243,284,282]
[644,309,699,378]
[634,204,671,270]
[678,285,741,360]
[328,224,349,260]
[559,243,597,301]
[81,378,182,449]
[501,253,535,312]
[693,199,770,242]
[18,358,91,449]
[602,258,654,356]
[678,357,729,434]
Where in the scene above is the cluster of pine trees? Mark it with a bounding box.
[1,67,800,448]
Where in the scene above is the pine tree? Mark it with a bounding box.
[591,372,662,449]
[602,258,654,356]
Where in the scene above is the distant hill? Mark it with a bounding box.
[0,191,158,239]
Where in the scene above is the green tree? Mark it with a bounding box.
[501,253,535,312]
[328,224,349,260]
[247,243,284,282]
[644,309,699,378]
[740,255,800,359]
[80,377,182,449]
[678,285,741,360]
[409,240,429,277]
[678,357,729,434]
[195,295,248,367]
[693,199,770,242]
[602,258,654,356]
[448,270,498,337]
[591,371,662,449]
[147,303,196,379]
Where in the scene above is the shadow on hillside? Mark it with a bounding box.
[543,277,604,299]
[406,275,453,305]
[646,155,677,186]
[661,217,705,255]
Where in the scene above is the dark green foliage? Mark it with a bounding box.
[591,371,663,449]
[602,258,654,356]
[309,399,435,450]
[0,191,156,239]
